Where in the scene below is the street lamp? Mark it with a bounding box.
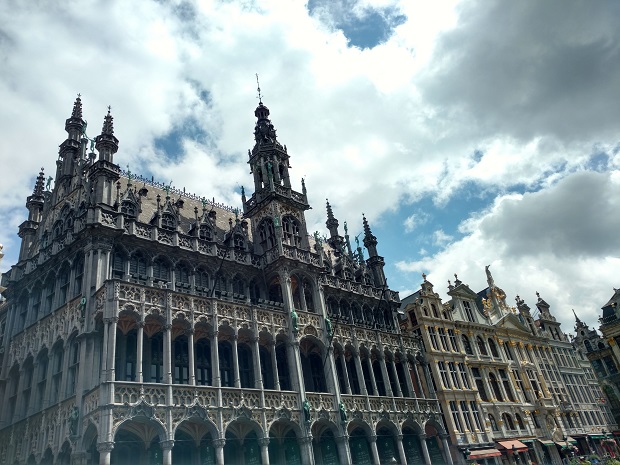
[512,444,520,464]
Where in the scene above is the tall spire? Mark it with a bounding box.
[95,106,119,162]
[326,200,339,235]
[573,309,581,323]
[71,93,83,119]
[33,168,45,196]
[362,214,378,256]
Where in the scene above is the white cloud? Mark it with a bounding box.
[403,211,429,232]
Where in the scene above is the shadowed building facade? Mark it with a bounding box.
[0,96,448,465]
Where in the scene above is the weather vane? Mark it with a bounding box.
[256,73,263,103]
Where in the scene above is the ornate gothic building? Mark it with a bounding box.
[0,96,446,465]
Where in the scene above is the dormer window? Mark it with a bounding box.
[233,234,245,250]
[199,224,213,241]
[161,213,176,231]
[121,201,137,218]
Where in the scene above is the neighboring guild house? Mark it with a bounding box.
[0,95,446,465]
[400,268,617,465]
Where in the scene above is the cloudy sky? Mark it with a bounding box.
[1,0,619,334]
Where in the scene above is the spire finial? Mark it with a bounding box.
[71,94,83,119]
[256,73,263,104]
[572,309,581,323]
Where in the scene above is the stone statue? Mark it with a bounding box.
[46,176,53,191]
[303,399,311,422]
[79,297,87,319]
[291,308,298,333]
[68,406,79,436]
[485,264,494,287]
[339,401,347,422]
[325,317,332,337]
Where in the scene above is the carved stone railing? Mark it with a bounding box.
[264,390,299,410]
[307,393,335,412]
[113,383,166,405]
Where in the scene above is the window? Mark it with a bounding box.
[488,414,499,431]
[515,413,525,430]
[395,359,409,397]
[22,362,34,416]
[36,352,49,411]
[121,200,137,218]
[450,401,463,432]
[129,253,147,279]
[449,362,460,389]
[461,401,474,431]
[346,355,361,395]
[112,252,126,279]
[489,373,503,401]
[309,353,327,393]
[458,363,471,388]
[463,301,475,322]
[260,346,274,390]
[258,219,276,250]
[503,413,515,430]
[488,339,499,358]
[149,333,164,383]
[476,336,488,356]
[73,256,84,296]
[499,369,515,401]
[152,258,170,283]
[43,276,56,315]
[472,367,488,401]
[67,340,79,397]
[238,344,254,389]
[233,234,245,250]
[219,341,234,387]
[199,224,213,241]
[438,362,450,389]
[448,330,458,351]
[471,402,483,430]
[431,304,439,318]
[462,335,473,355]
[439,329,449,351]
[276,343,290,390]
[195,339,212,386]
[173,336,189,384]
[428,328,439,350]
[282,216,302,247]
[52,346,64,401]
[58,265,70,306]
[161,213,176,231]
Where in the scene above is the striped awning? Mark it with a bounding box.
[468,448,502,460]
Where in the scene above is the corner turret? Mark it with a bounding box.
[95,107,119,163]
[18,169,47,261]
[362,215,386,286]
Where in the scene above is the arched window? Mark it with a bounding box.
[53,220,63,239]
[195,269,209,293]
[129,253,147,279]
[431,304,439,318]
[35,350,49,411]
[301,341,327,393]
[147,332,164,383]
[488,414,499,431]
[6,367,19,423]
[152,258,170,283]
[346,354,361,394]
[121,201,137,218]
[462,335,473,355]
[489,373,503,401]
[238,344,254,389]
[304,282,315,312]
[489,339,499,358]
[502,413,515,430]
[373,358,386,396]
[43,275,56,315]
[58,264,70,306]
[219,341,234,388]
[112,251,126,279]
[584,340,593,352]
[64,209,75,233]
[276,343,290,390]
[161,213,176,231]
[52,343,65,400]
[73,255,84,297]
[67,339,79,396]
[115,329,136,382]
[233,234,245,250]
[260,345,274,390]
[258,219,276,251]
[249,279,262,304]
[515,413,525,430]
[395,358,410,397]
[268,277,283,303]
[21,359,34,416]
[173,336,189,384]
[282,216,302,247]
[175,264,190,291]
[195,339,211,386]
[477,336,488,356]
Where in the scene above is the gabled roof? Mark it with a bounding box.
[494,312,532,336]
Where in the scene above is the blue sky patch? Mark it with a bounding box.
[307,0,406,49]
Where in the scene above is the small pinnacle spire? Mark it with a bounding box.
[256,73,263,104]
[34,168,45,196]
[101,107,114,136]
[72,94,83,119]
[573,309,581,323]
[326,200,335,220]
[362,214,372,236]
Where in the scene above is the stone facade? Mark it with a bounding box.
[400,270,617,465]
[0,96,447,465]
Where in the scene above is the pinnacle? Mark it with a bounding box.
[71,94,83,119]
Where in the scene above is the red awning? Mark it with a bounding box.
[468,448,502,459]
[496,440,529,453]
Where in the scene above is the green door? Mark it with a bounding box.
[350,436,373,465]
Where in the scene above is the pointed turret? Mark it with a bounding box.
[325,200,344,253]
[57,94,87,185]
[362,215,386,286]
[18,169,47,261]
[95,107,119,162]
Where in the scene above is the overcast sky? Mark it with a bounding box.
[1,0,619,335]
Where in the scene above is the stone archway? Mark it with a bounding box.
[348,426,374,465]
[224,419,265,465]
[269,420,303,465]
[376,421,401,464]
[111,418,166,465]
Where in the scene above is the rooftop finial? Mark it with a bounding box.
[71,93,83,119]
[256,73,263,104]
[572,309,581,323]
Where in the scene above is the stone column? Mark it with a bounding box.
[97,442,114,465]
[353,346,368,396]
[253,337,263,389]
[419,435,432,465]
[396,434,408,465]
[299,436,315,465]
[391,358,403,397]
[107,317,118,382]
[188,328,195,385]
[378,354,394,396]
[101,317,109,382]
[270,340,280,390]
[163,324,172,384]
[402,355,415,398]
[340,354,352,394]
[440,434,454,465]
[161,440,174,465]
[136,321,144,383]
[367,358,378,396]
[213,438,226,465]
[232,334,240,388]
[212,329,220,388]
[336,435,351,465]
[369,435,380,465]
[259,438,270,465]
